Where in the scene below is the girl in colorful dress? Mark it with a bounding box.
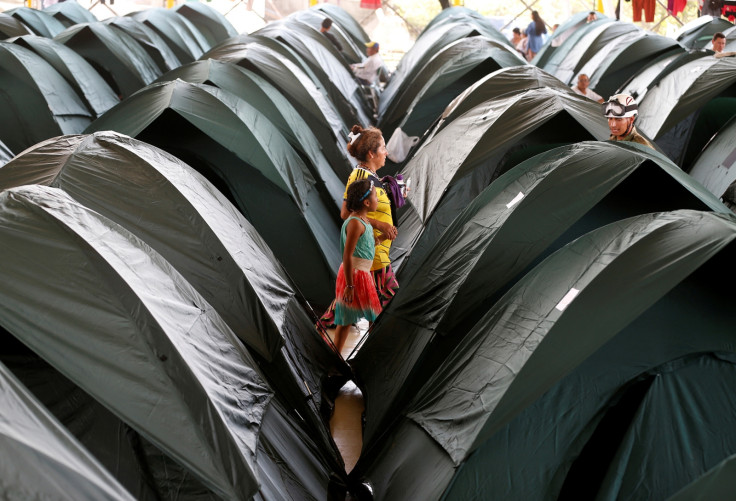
[333,179,382,354]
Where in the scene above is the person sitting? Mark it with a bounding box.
[320,18,343,52]
[571,74,604,103]
[603,93,653,148]
[350,41,383,86]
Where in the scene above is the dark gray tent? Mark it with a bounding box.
[390,86,611,272]
[54,22,161,99]
[254,20,371,125]
[617,50,705,102]
[203,39,350,158]
[536,15,614,74]
[379,18,512,118]
[5,6,66,38]
[85,80,341,307]
[290,9,364,64]
[0,185,346,500]
[351,142,727,468]
[675,15,733,49]
[0,40,92,153]
[0,12,32,38]
[11,35,119,118]
[128,7,209,64]
[377,36,526,139]
[157,59,350,195]
[637,55,736,168]
[43,0,97,28]
[688,116,736,207]
[669,454,736,500]
[573,30,683,99]
[173,1,237,49]
[0,360,135,501]
[313,2,369,50]
[355,209,736,500]
[104,16,182,73]
[550,21,641,85]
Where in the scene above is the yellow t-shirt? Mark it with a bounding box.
[344,168,393,271]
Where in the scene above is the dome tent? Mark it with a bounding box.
[377,36,525,140]
[351,141,728,464]
[688,116,736,207]
[85,80,342,308]
[4,6,66,38]
[389,86,610,272]
[158,59,349,196]
[313,2,369,50]
[0,359,135,501]
[11,35,119,118]
[290,8,365,64]
[0,185,346,500]
[532,11,606,68]
[54,22,161,99]
[0,40,92,153]
[104,16,182,73]
[128,7,210,63]
[675,15,733,50]
[353,209,736,501]
[0,12,32,38]
[173,1,238,49]
[669,454,736,500]
[43,0,97,27]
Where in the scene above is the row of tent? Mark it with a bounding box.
[2,2,736,499]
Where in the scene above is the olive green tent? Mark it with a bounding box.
[5,6,66,38]
[173,1,237,49]
[104,16,182,73]
[128,7,210,63]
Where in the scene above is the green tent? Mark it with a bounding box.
[0,11,32,38]
[669,454,736,500]
[85,80,342,307]
[43,0,97,27]
[5,6,66,38]
[173,1,238,49]
[390,86,610,270]
[290,9,364,64]
[54,22,161,99]
[537,15,614,76]
[158,59,350,198]
[674,15,733,50]
[0,40,92,153]
[312,3,369,52]
[354,209,736,500]
[128,7,209,63]
[0,360,135,501]
[378,36,525,139]
[12,35,119,118]
[688,116,736,203]
[104,16,182,73]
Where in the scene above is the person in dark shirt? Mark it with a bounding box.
[320,18,343,52]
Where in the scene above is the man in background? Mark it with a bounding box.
[351,41,383,85]
[571,74,604,103]
[320,18,343,52]
[712,32,726,53]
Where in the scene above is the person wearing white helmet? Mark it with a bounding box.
[603,93,653,148]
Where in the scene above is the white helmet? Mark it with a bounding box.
[603,93,638,118]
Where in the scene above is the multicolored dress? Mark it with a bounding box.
[334,216,382,325]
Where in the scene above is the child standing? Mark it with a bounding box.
[333,179,382,354]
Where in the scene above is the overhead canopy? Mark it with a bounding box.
[637,55,736,167]
[0,12,32,38]
[11,35,119,118]
[53,22,161,99]
[0,40,92,153]
[85,80,342,307]
[378,36,525,139]
[158,59,349,200]
[0,185,271,500]
[356,209,736,500]
[43,0,97,27]
[128,7,209,63]
[173,1,238,48]
[352,141,727,458]
[105,16,182,73]
[5,6,66,38]
[390,86,610,272]
[0,360,135,501]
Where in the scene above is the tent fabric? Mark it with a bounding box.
[0,12,32,38]
[290,9,364,64]
[254,20,371,126]
[5,7,66,38]
[356,210,736,500]
[352,141,727,456]
[12,35,119,118]
[389,86,610,273]
[0,185,271,500]
[53,22,162,99]
[105,16,183,73]
[203,39,350,159]
[669,453,736,500]
[674,15,733,49]
[313,2,369,50]
[377,36,526,139]
[0,40,92,153]
[688,116,736,199]
[85,80,341,307]
[173,1,238,49]
[43,0,98,27]
[158,59,349,202]
[0,139,12,166]
[128,7,210,63]
[0,360,135,501]
[0,131,345,463]
[531,11,601,66]
[537,16,615,77]
[617,52,682,101]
